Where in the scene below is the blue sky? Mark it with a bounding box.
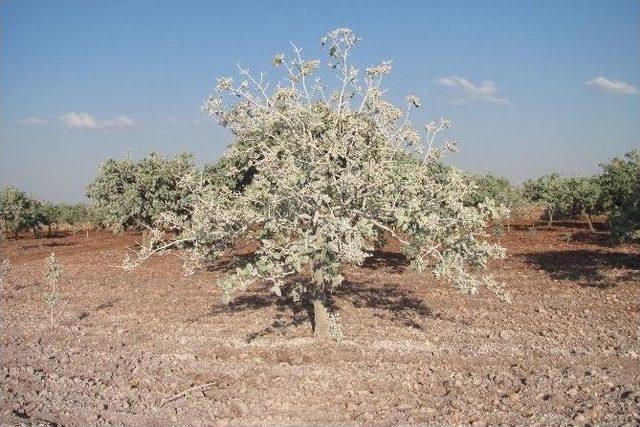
[1,0,639,201]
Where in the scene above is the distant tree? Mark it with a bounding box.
[599,150,639,209]
[522,173,566,226]
[0,186,42,237]
[33,202,94,236]
[127,28,510,340]
[87,152,196,245]
[466,174,522,228]
[56,203,91,227]
[609,182,639,242]
[466,174,518,207]
[599,150,640,241]
[36,201,61,237]
[562,176,604,231]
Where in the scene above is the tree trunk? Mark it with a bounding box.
[312,297,330,341]
[584,211,595,232]
[48,224,52,237]
[311,262,330,340]
[547,207,554,227]
[141,229,152,249]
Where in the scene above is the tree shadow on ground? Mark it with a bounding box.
[202,289,313,343]
[335,280,439,330]
[539,220,608,231]
[564,231,615,247]
[44,230,75,239]
[209,252,258,274]
[190,264,436,339]
[244,311,311,343]
[522,249,640,288]
[20,241,78,250]
[362,250,409,273]
[96,298,121,310]
[509,222,608,232]
[6,230,76,241]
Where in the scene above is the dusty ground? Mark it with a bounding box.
[1,223,639,426]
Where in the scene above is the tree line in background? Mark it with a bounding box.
[0,149,638,243]
[0,187,91,239]
[521,149,639,241]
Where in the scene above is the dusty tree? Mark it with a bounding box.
[465,173,522,230]
[131,28,509,340]
[87,152,196,247]
[0,186,44,238]
[564,176,604,232]
[523,173,566,226]
[599,150,640,241]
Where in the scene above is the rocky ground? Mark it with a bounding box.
[1,224,639,426]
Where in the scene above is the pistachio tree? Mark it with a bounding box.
[466,173,522,229]
[133,29,509,339]
[87,152,196,245]
[0,186,42,237]
[523,173,566,226]
[56,203,91,227]
[610,183,639,242]
[37,201,61,237]
[599,150,640,241]
[564,176,603,231]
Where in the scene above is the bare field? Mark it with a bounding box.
[1,224,639,426]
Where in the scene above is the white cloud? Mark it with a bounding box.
[436,75,510,104]
[585,76,638,95]
[17,117,49,125]
[58,112,138,131]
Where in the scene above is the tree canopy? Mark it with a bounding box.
[131,28,509,339]
[86,152,196,233]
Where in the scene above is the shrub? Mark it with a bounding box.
[131,28,509,340]
[87,152,196,236]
